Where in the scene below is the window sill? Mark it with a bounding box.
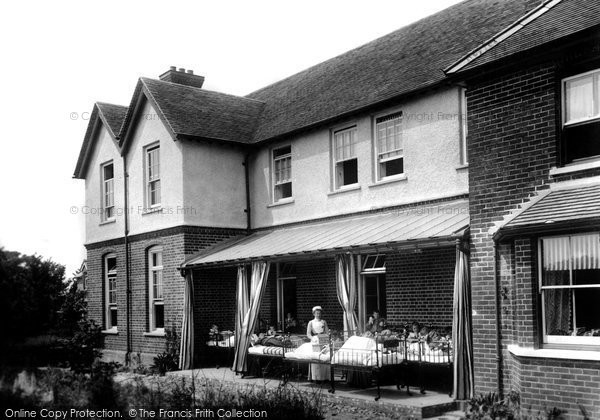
[144,330,166,337]
[455,163,469,171]
[508,344,600,361]
[549,158,600,176]
[267,198,295,208]
[142,206,163,215]
[328,184,361,196]
[368,175,407,188]
[99,219,116,226]
[101,328,119,335]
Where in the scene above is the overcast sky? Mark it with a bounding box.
[0,0,462,277]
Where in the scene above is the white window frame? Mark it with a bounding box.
[460,88,468,165]
[357,254,386,330]
[275,262,297,328]
[148,246,165,333]
[374,112,404,180]
[562,68,600,127]
[333,126,359,189]
[538,233,600,347]
[145,143,161,208]
[101,161,115,222]
[104,254,118,331]
[272,145,292,202]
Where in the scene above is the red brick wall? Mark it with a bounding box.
[85,226,244,363]
[466,40,600,418]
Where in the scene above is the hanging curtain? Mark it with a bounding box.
[232,261,270,374]
[452,246,474,401]
[232,265,249,373]
[335,254,359,336]
[179,270,195,370]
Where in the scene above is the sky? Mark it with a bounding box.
[0,0,463,277]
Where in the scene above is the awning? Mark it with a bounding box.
[182,199,469,268]
[496,183,600,239]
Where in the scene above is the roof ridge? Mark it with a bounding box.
[95,101,128,108]
[142,77,266,104]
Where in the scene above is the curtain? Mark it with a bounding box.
[335,254,359,335]
[232,261,270,374]
[232,265,249,373]
[179,270,195,370]
[452,246,474,401]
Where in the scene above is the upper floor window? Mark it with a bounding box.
[375,113,404,179]
[540,233,600,348]
[101,162,114,221]
[104,254,118,330]
[333,126,358,188]
[562,69,600,164]
[148,247,164,332]
[273,145,292,202]
[146,145,161,207]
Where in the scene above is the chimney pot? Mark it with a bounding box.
[159,67,205,89]
[187,69,193,75]
[170,66,176,71]
[179,68,186,72]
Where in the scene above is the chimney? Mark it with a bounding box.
[159,66,205,88]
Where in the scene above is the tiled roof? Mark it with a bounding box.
[182,199,469,267]
[140,78,265,144]
[498,184,600,238]
[73,102,127,179]
[96,102,128,138]
[454,0,600,72]
[246,0,541,142]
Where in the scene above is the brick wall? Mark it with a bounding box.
[85,226,244,364]
[466,40,600,418]
[386,247,455,328]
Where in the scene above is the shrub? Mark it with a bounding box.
[467,391,564,420]
[66,319,104,372]
[151,325,180,375]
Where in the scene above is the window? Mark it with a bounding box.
[104,255,117,330]
[276,263,297,330]
[148,247,164,332]
[562,69,600,163]
[358,254,387,328]
[273,146,292,201]
[460,89,468,165]
[101,162,114,221]
[375,113,403,179]
[334,126,359,188]
[540,233,600,347]
[146,145,161,207]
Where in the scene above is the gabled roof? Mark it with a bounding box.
[446,0,600,74]
[119,78,265,150]
[73,102,127,179]
[246,0,541,142]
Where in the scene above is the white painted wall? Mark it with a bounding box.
[250,86,469,228]
[125,100,185,236]
[84,124,124,244]
[181,139,247,228]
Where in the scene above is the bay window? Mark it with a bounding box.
[540,233,600,346]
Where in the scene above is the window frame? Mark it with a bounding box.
[373,111,404,181]
[357,254,387,331]
[562,68,600,127]
[538,232,600,348]
[101,161,115,222]
[145,143,161,209]
[148,246,165,333]
[460,88,468,165]
[271,145,293,203]
[332,125,359,190]
[275,262,297,328]
[104,254,118,331]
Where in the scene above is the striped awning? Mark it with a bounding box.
[498,183,600,239]
[182,199,469,268]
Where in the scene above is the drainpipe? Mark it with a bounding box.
[243,152,251,234]
[494,244,503,399]
[123,154,132,364]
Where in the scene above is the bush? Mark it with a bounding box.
[65,319,104,373]
[467,391,564,420]
[151,325,180,375]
